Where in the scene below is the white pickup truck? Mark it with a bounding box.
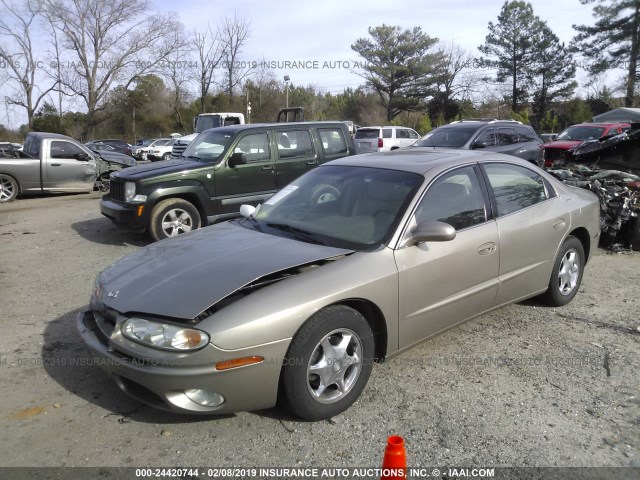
[0,132,135,202]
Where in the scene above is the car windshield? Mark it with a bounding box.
[181,131,235,162]
[413,126,478,148]
[556,126,606,141]
[247,165,423,250]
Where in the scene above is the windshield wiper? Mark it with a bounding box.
[184,155,201,161]
[266,222,326,245]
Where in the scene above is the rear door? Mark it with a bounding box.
[274,128,318,188]
[43,140,96,191]
[214,131,278,215]
[481,162,568,305]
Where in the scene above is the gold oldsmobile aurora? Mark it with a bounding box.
[78,149,600,421]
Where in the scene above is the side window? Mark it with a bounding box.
[415,166,487,231]
[475,128,496,147]
[496,128,518,145]
[50,141,86,160]
[483,163,548,216]
[382,128,393,139]
[408,129,420,139]
[516,126,536,143]
[318,128,348,155]
[276,130,314,159]
[396,129,409,139]
[234,133,270,163]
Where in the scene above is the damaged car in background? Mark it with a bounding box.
[78,150,600,421]
[545,123,640,250]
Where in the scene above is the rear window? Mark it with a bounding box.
[414,126,478,148]
[354,129,380,139]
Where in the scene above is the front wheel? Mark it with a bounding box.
[279,305,374,421]
[538,236,584,306]
[0,174,18,202]
[149,198,201,241]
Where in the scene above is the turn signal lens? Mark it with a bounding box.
[215,356,264,371]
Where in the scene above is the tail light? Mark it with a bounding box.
[378,137,383,148]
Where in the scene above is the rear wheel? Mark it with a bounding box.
[279,305,374,421]
[539,236,584,306]
[149,198,201,241]
[0,174,18,202]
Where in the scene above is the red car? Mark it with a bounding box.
[542,122,630,167]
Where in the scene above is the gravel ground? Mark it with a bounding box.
[0,192,639,473]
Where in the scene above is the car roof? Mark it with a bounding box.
[211,121,348,133]
[327,147,528,175]
[567,122,630,128]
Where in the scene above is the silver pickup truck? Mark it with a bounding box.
[0,132,134,203]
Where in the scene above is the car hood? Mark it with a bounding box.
[542,140,582,150]
[98,222,353,319]
[110,158,206,181]
[94,150,136,167]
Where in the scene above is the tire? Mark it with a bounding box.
[149,198,201,241]
[627,216,640,251]
[162,152,171,161]
[310,184,340,204]
[279,305,374,421]
[539,236,584,306]
[0,174,18,202]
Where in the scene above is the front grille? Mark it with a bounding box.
[117,376,166,408]
[109,180,125,202]
[171,143,188,159]
[544,148,567,162]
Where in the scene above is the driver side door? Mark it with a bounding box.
[44,140,96,191]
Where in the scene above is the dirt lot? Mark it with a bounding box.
[0,192,639,472]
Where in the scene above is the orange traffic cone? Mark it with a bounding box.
[381,435,407,479]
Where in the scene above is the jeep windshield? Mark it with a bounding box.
[413,126,477,148]
[181,131,235,162]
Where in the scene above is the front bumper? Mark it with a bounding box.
[76,309,287,414]
[100,197,148,230]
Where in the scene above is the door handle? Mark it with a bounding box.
[261,165,274,171]
[478,242,496,255]
[553,218,566,229]
[51,163,61,166]
[306,160,317,165]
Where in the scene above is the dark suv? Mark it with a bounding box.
[101,122,355,241]
[93,139,132,156]
[413,119,543,167]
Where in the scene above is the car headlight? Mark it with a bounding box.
[122,318,209,351]
[123,181,146,203]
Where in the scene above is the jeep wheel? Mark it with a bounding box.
[149,198,201,241]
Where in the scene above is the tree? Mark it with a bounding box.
[529,24,577,129]
[351,24,442,121]
[573,0,640,107]
[42,0,182,137]
[428,43,479,124]
[192,24,224,114]
[0,0,58,128]
[218,13,251,100]
[478,1,539,113]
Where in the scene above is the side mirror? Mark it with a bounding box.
[550,134,558,141]
[472,141,486,150]
[412,221,456,243]
[240,204,256,218]
[75,152,90,161]
[228,152,246,167]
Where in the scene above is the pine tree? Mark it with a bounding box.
[572,0,640,107]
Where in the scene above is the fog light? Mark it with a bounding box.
[184,389,224,407]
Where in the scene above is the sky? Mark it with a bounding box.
[0,0,622,128]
